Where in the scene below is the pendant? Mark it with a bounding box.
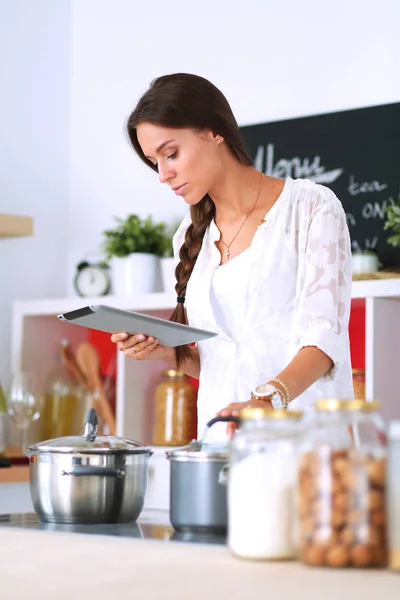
[225,247,230,261]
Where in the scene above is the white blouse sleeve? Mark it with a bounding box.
[295,187,352,379]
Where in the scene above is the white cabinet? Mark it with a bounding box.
[0,482,33,514]
[10,280,400,509]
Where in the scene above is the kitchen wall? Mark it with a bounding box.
[67,0,400,292]
[0,0,70,384]
[1,0,399,382]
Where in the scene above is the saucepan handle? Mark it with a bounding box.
[62,466,126,478]
[205,416,241,429]
[218,463,229,486]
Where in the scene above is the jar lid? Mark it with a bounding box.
[26,408,152,455]
[352,368,365,375]
[239,407,303,420]
[162,369,185,378]
[166,440,229,462]
[314,398,381,412]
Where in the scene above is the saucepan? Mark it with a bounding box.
[166,415,240,534]
[25,408,153,524]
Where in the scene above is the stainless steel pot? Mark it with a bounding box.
[25,408,153,524]
[166,416,239,534]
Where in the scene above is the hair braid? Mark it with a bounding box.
[170,195,215,367]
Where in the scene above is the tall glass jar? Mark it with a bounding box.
[152,370,197,446]
[41,340,83,440]
[388,421,400,572]
[228,407,303,560]
[298,399,387,568]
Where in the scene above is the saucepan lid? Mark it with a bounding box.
[165,416,240,462]
[26,408,152,456]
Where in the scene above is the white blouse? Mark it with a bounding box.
[210,249,252,339]
[173,177,354,443]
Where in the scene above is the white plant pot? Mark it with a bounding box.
[111,253,161,296]
[160,256,176,294]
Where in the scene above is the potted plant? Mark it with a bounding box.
[102,214,170,295]
[384,192,400,248]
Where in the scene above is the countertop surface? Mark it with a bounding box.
[0,510,398,599]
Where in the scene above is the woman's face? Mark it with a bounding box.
[136,123,223,205]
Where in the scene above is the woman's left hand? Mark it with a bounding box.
[217,397,272,439]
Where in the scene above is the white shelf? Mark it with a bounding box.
[351,278,400,299]
[10,280,400,444]
[11,280,400,320]
[13,292,177,317]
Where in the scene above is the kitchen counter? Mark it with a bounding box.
[0,510,398,599]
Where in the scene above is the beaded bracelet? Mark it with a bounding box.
[265,377,291,408]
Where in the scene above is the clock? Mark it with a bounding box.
[74,261,111,297]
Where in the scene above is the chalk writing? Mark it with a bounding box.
[348,175,388,196]
[255,143,343,183]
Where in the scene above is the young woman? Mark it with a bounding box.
[111,73,354,441]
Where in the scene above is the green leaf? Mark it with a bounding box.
[387,234,400,247]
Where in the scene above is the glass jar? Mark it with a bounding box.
[298,399,387,568]
[228,407,303,560]
[152,370,197,446]
[41,341,84,440]
[388,421,400,572]
[352,369,366,400]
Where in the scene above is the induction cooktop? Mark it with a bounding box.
[0,509,226,546]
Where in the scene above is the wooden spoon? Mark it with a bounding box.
[75,342,116,435]
[60,340,87,386]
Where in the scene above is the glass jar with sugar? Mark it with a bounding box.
[227,407,302,560]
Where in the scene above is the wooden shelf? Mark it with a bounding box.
[0,213,33,238]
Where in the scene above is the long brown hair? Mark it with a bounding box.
[127,73,253,366]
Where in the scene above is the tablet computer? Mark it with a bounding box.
[57,304,218,347]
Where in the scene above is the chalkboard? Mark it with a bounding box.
[240,102,400,268]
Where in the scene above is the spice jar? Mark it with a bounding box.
[152,370,197,446]
[388,421,400,572]
[352,369,366,400]
[228,407,302,560]
[298,399,387,568]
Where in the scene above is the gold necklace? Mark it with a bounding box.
[219,171,264,261]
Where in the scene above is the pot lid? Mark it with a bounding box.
[166,440,229,461]
[166,416,239,461]
[26,409,152,455]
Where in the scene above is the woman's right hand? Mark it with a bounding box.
[110,332,173,362]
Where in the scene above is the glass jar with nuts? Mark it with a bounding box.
[152,370,197,446]
[298,399,387,569]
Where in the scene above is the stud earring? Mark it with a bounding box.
[217,138,222,144]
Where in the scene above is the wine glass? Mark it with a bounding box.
[6,372,42,452]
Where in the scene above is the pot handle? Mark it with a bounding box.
[62,466,126,478]
[206,416,241,429]
[218,463,229,486]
